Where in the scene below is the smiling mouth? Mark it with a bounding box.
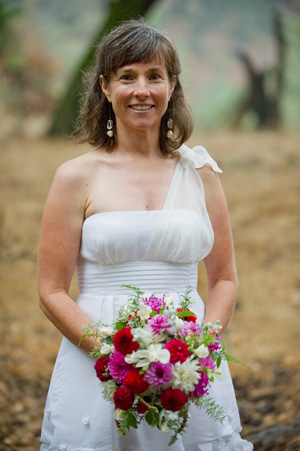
[129,105,154,111]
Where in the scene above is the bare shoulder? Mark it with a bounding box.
[196,164,222,194]
[196,164,229,222]
[54,151,99,186]
[43,150,103,219]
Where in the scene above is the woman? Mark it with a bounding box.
[39,19,253,450]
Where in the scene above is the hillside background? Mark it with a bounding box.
[1,0,300,134]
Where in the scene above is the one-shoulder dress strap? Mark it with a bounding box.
[177,144,223,173]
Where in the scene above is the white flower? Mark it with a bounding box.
[160,421,171,433]
[99,326,113,337]
[125,343,170,367]
[174,316,184,331]
[165,296,174,307]
[131,327,153,347]
[171,356,200,393]
[165,411,179,422]
[102,380,117,401]
[203,320,223,334]
[114,408,126,421]
[119,305,131,321]
[194,344,209,358]
[137,303,152,320]
[151,332,167,344]
[100,343,113,355]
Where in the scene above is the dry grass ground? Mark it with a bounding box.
[0,131,299,449]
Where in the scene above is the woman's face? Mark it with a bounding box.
[100,59,176,135]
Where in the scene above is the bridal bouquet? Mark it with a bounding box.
[80,286,238,446]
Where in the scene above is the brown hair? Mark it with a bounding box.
[74,19,194,155]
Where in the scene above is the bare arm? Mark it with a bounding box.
[38,160,100,354]
[199,166,237,333]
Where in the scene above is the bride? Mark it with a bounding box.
[38,18,253,451]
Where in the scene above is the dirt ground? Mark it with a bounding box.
[0,131,299,449]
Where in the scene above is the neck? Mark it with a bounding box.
[114,122,162,159]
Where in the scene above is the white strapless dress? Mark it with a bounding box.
[40,145,253,451]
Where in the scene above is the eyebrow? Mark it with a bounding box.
[118,65,164,73]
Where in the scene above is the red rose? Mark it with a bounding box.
[94,356,112,381]
[124,369,149,394]
[177,308,197,322]
[137,400,149,414]
[113,327,140,355]
[186,313,197,323]
[160,388,187,411]
[165,339,190,364]
[113,386,135,410]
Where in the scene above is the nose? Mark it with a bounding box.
[134,77,150,98]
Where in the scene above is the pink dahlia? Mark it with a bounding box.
[143,294,166,313]
[108,350,131,383]
[178,321,202,338]
[199,355,216,371]
[147,314,174,336]
[192,372,210,398]
[144,361,173,387]
[165,339,190,364]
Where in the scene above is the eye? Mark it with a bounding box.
[120,74,133,81]
[150,73,161,80]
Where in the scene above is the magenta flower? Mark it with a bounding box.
[192,372,210,398]
[108,350,131,383]
[207,334,222,352]
[178,322,202,338]
[199,355,216,371]
[147,314,174,336]
[144,361,173,387]
[143,294,166,313]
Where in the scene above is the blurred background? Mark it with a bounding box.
[0,0,299,449]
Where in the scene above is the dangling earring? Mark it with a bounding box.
[167,117,173,138]
[107,103,114,137]
[107,120,113,137]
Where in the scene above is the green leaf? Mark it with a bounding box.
[115,321,127,331]
[225,353,250,369]
[168,434,179,446]
[217,355,222,368]
[145,411,154,426]
[121,284,144,296]
[194,396,226,423]
[101,337,113,344]
[139,366,149,374]
[149,406,159,415]
[126,412,138,429]
[150,310,158,318]
[177,310,196,318]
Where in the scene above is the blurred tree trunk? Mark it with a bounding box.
[234,9,286,129]
[48,0,157,136]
